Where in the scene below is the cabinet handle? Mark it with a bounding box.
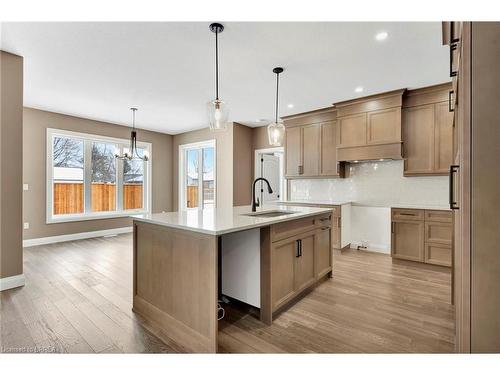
[296,240,300,257]
[449,90,455,112]
[400,213,417,216]
[391,222,395,233]
[449,165,460,210]
[450,22,460,44]
[321,227,330,231]
[319,217,330,222]
[298,165,304,175]
[450,43,458,77]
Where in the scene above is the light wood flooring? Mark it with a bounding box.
[1,234,454,353]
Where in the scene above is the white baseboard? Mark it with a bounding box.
[0,274,25,291]
[23,226,133,247]
[350,241,390,254]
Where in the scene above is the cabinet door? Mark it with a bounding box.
[425,243,452,267]
[315,227,332,278]
[285,126,302,177]
[320,121,338,176]
[367,107,401,144]
[337,113,367,147]
[302,124,320,176]
[403,104,435,175]
[271,238,297,309]
[434,101,454,173]
[294,233,316,292]
[391,220,425,262]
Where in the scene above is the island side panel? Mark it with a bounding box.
[133,221,218,353]
[260,226,272,325]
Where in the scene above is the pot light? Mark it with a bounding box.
[375,31,389,41]
[287,104,294,109]
[354,86,364,93]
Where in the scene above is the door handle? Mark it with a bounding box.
[449,165,460,210]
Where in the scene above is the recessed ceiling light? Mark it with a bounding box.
[354,86,364,93]
[375,31,389,41]
[287,104,294,109]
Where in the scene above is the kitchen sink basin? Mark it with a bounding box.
[242,210,296,218]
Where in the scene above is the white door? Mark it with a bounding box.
[259,154,280,203]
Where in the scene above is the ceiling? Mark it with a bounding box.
[1,22,449,134]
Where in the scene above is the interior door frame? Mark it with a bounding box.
[254,147,285,203]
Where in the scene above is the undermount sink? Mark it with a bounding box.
[242,210,296,218]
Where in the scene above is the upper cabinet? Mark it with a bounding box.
[334,89,405,162]
[283,107,343,179]
[402,83,454,176]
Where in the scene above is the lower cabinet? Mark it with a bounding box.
[270,215,332,312]
[391,208,452,267]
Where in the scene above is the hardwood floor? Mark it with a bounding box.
[1,234,454,353]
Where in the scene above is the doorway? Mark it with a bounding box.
[254,147,285,204]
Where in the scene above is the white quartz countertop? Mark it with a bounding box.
[276,199,352,206]
[389,204,451,211]
[132,205,333,236]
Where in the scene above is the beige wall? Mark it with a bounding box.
[23,108,173,240]
[233,123,253,206]
[252,125,271,151]
[0,51,24,279]
[172,124,233,211]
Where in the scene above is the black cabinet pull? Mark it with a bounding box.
[449,90,455,112]
[450,22,460,44]
[296,240,300,257]
[449,165,460,210]
[450,43,458,77]
[299,239,302,257]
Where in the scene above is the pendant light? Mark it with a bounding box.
[267,67,285,146]
[115,108,148,161]
[207,22,229,132]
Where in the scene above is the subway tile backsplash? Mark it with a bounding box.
[289,160,449,207]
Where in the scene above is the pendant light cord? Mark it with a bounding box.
[215,28,219,101]
[275,71,280,123]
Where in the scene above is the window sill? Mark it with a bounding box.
[47,210,150,224]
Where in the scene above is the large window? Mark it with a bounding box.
[179,140,216,210]
[47,129,151,223]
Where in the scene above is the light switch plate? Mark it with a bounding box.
[23,184,29,191]
[23,222,30,229]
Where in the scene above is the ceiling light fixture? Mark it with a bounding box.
[267,67,286,146]
[207,23,228,132]
[375,31,389,41]
[287,104,294,109]
[355,86,364,93]
[115,108,148,162]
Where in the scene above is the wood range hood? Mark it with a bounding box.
[334,88,406,163]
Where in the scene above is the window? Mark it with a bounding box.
[47,129,151,223]
[179,140,216,210]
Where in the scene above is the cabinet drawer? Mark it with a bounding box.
[425,243,452,267]
[271,216,316,242]
[425,222,452,245]
[425,210,452,223]
[392,208,424,221]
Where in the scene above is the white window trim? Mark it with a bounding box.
[178,139,216,210]
[46,128,152,224]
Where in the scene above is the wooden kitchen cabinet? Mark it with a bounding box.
[402,83,453,176]
[283,107,342,179]
[391,208,452,267]
[315,227,332,279]
[271,236,297,310]
[294,233,316,293]
[285,126,302,176]
[391,220,425,262]
[302,124,321,176]
[269,213,332,314]
[337,113,367,147]
[367,107,402,144]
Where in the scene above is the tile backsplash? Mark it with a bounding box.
[289,160,449,207]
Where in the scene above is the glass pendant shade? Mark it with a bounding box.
[267,121,285,146]
[207,99,229,131]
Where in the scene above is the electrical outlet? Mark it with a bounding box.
[23,184,29,191]
[23,222,30,230]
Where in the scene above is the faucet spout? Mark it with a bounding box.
[251,178,273,212]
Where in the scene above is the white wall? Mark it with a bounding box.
[290,160,448,253]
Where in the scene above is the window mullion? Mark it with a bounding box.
[84,140,92,213]
[198,147,203,208]
[117,144,124,212]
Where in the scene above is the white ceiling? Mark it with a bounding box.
[1,22,449,134]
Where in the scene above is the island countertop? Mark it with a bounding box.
[132,204,334,236]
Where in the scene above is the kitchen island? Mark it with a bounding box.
[132,205,333,353]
